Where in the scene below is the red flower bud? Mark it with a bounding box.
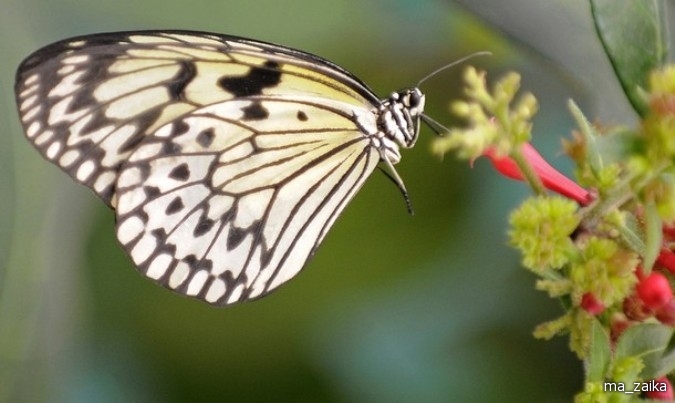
[580,292,605,315]
[657,249,675,274]
[644,376,673,400]
[636,272,673,310]
[656,298,675,326]
[661,224,675,240]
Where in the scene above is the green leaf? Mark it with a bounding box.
[618,211,646,257]
[658,332,675,377]
[590,0,667,116]
[642,202,662,274]
[568,99,603,178]
[614,323,675,379]
[585,318,611,382]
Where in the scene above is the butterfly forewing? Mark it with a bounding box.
[15,31,379,206]
[15,30,420,305]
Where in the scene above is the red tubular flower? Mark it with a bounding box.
[482,143,594,205]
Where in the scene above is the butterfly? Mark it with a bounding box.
[14,30,433,306]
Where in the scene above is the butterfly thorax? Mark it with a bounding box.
[374,87,425,164]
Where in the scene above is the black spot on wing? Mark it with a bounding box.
[166,196,185,215]
[163,141,183,155]
[196,128,215,148]
[169,163,190,181]
[194,215,215,237]
[226,220,262,250]
[144,186,160,198]
[169,120,191,138]
[297,111,308,121]
[218,61,281,97]
[227,226,246,250]
[241,102,269,121]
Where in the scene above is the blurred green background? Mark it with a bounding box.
[1,0,657,401]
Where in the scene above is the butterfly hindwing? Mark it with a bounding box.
[114,96,380,304]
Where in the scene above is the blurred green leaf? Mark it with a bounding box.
[590,0,667,116]
[656,332,675,378]
[615,323,675,379]
[642,202,662,273]
[586,318,611,382]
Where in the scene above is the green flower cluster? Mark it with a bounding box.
[432,67,538,172]
[509,196,578,273]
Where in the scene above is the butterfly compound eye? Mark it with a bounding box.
[404,88,425,118]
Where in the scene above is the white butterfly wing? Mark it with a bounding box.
[15,31,379,206]
[14,31,419,306]
[114,96,380,305]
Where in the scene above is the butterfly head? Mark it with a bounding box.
[380,87,425,150]
[399,87,426,117]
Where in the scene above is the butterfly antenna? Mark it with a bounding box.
[416,51,492,88]
[421,114,451,136]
